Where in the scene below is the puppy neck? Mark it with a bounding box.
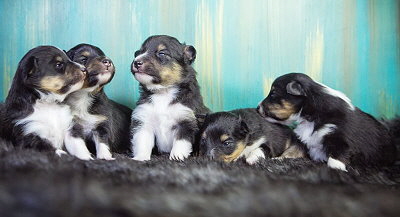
[37,90,68,103]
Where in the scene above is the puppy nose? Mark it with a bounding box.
[134,60,143,69]
[102,59,112,67]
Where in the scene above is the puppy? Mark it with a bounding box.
[1,46,86,155]
[258,73,396,171]
[198,108,306,165]
[65,44,132,160]
[130,35,210,161]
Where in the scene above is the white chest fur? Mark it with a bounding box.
[16,100,73,149]
[294,119,336,162]
[66,90,106,134]
[132,88,195,153]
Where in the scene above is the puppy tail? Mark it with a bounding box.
[383,117,400,161]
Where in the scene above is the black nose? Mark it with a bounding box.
[102,59,112,67]
[257,105,260,111]
[134,60,143,69]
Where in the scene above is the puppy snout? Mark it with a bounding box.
[134,60,143,69]
[102,59,112,67]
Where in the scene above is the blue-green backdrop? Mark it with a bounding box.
[0,0,399,117]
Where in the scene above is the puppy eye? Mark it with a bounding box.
[223,140,233,146]
[55,62,64,69]
[80,58,87,64]
[157,50,169,58]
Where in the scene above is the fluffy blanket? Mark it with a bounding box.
[0,139,399,217]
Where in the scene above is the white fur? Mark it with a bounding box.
[238,137,267,164]
[294,118,336,162]
[316,81,355,111]
[169,139,192,161]
[327,157,348,172]
[245,148,266,165]
[64,130,93,160]
[96,142,114,160]
[16,99,74,150]
[131,88,195,161]
[55,149,67,156]
[66,90,111,159]
[135,52,148,61]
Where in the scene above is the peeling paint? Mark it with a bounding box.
[0,0,398,117]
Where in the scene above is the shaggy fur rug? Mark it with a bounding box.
[0,139,399,217]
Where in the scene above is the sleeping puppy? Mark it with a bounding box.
[1,46,86,155]
[130,35,210,161]
[65,44,132,160]
[198,108,306,165]
[258,73,396,171]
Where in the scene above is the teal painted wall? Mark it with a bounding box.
[0,0,399,117]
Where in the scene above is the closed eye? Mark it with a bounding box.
[222,140,234,146]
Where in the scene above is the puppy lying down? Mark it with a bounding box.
[198,108,306,165]
[258,73,397,171]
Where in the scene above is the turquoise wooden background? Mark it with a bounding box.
[0,0,399,117]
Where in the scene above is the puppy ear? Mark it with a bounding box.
[183,45,196,65]
[238,116,249,135]
[23,56,38,76]
[66,49,75,60]
[286,81,306,96]
[195,113,208,126]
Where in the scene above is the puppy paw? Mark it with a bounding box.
[75,152,93,161]
[246,148,265,165]
[169,140,192,161]
[96,143,115,160]
[327,157,348,172]
[55,149,67,157]
[132,155,151,161]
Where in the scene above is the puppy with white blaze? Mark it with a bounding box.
[130,35,210,161]
[64,44,132,160]
[258,73,397,172]
[1,46,86,155]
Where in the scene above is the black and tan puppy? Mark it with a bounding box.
[64,44,132,160]
[1,46,86,154]
[198,108,306,164]
[258,73,397,171]
[130,35,210,161]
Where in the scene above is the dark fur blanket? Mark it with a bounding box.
[0,139,399,217]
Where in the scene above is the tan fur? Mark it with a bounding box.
[280,142,306,159]
[268,100,296,120]
[82,51,90,57]
[220,134,229,142]
[40,76,65,93]
[222,142,246,162]
[157,44,166,51]
[159,62,183,86]
[55,56,63,62]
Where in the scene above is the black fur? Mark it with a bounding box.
[66,44,132,155]
[198,108,306,162]
[1,46,86,150]
[0,140,399,217]
[132,35,209,114]
[130,35,210,160]
[258,73,397,168]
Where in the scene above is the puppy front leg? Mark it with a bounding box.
[64,125,92,160]
[93,124,114,160]
[131,125,155,161]
[170,120,196,161]
[324,133,349,172]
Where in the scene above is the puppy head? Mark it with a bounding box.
[67,44,115,90]
[258,73,310,124]
[14,46,86,99]
[198,112,250,162]
[131,35,196,91]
